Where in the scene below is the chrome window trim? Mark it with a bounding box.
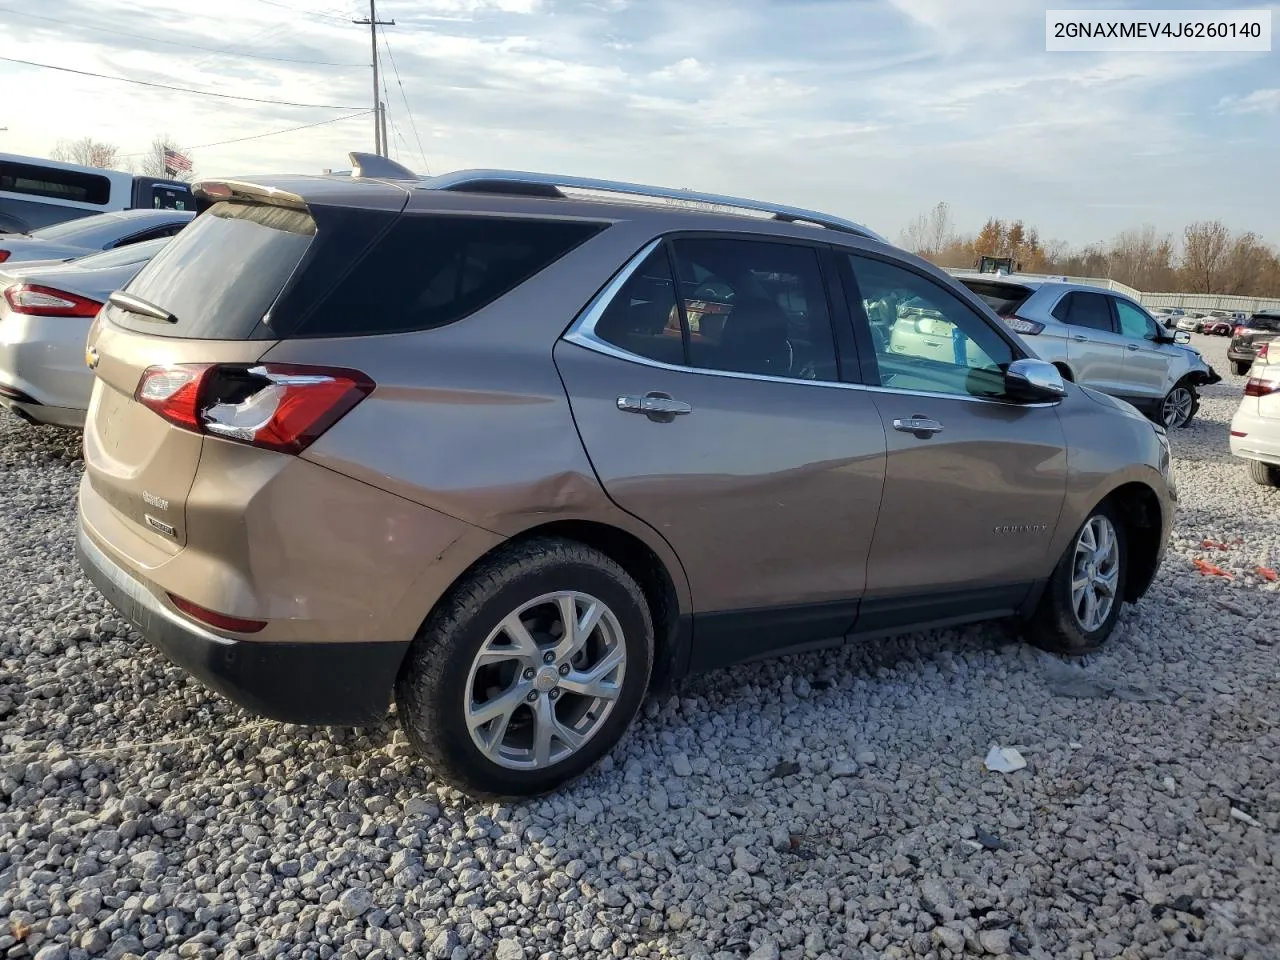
[564,241,1062,410]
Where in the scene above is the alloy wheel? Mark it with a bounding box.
[1070,515,1120,633]
[464,591,626,770]
[1161,386,1194,428]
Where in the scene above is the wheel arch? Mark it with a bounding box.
[1098,481,1165,602]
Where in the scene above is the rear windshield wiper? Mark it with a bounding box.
[108,290,178,324]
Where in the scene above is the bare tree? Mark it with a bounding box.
[1180,220,1231,293]
[900,202,953,260]
[137,135,195,182]
[1108,226,1176,291]
[50,137,120,170]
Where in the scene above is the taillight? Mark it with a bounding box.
[1233,326,1246,337]
[1258,342,1270,361]
[1244,376,1280,397]
[168,593,266,634]
[0,251,8,263]
[1004,315,1044,335]
[4,282,103,318]
[134,363,374,454]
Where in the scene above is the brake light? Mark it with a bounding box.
[134,363,374,453]
[1258,342,1270,361]
[1234,326,1246,337]
[0,251,9,263]
[168,593,266,634]
[1244,377,1280,397]
[1004,315,1044,335]
[4,283,103,318]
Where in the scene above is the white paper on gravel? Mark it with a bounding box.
[984,745,1027,773]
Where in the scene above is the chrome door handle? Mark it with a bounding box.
[892,416,944,437]
[617,393,692,422]
[1072,335,1090,342]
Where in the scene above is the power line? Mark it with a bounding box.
[380,27,431,174]
[257,0,353,25]
[0,7,364,66]
[0,56,365,110]
[118,110,374,157]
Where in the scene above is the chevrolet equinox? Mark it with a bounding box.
[76,157,1176,798]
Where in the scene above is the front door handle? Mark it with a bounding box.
[617,392,692,423]
[1072,334,1090,342]
[1126,343,1139,351]
[892,416,944,438]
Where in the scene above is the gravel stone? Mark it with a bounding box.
[0,337,1277,960]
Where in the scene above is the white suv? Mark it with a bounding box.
[956,276,1220,428]
[1230,341,1280,486]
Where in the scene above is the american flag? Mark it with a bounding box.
[163,147,192,173]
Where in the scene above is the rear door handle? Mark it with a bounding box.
[1126,344,1139,351]
[617,393,692,422]
[892,416,944,437]
[1072,334,1090,342]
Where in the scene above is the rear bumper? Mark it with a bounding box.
[1230,411,1280,467]
[76,521,409,725]
[0,392,86,428]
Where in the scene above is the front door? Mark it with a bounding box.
[842,251,1068,631]
[1054,291,1129,394]
[555,236,887,669]
[1113,297,1171,400]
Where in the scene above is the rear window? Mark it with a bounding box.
[957,279,1034,317]
[110,203,603,340]
[0,160,113,205]
[111,202,316,339]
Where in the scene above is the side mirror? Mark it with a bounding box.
[1174,331,1191,344]
[1006,358,1066,402]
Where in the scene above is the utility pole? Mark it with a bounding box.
[353,0,394,156]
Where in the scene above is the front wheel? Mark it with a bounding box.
[1233,360,1251,376]
[1249,459,1280,487]
[1026,506,1127,656]
[1159,380,1198,428]
[395,538,653,799]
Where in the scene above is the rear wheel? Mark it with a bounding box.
[1233,360,1251,376]
[395,538,653,799]
[1249,459,1280,487]
[1159,380,1198,428]
[1027,505,1127,656]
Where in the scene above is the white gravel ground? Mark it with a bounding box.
[1,333,1277,960]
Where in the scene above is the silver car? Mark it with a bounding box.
[0,238,171,426]
[955,276,1220,428]
[0,209,192,268]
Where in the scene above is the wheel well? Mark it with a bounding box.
[507,520,684,688]
[1102,483,1163,602]
[1053,362,1075,383]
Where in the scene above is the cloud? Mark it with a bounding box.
[1218,88,1280,114]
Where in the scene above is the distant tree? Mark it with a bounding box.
[51,136,120,170]
[1180,220,1232,293]
[900,202,954,260]
[137,135,195,182]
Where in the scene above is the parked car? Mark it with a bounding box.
[1229,341,1280,486]
[0,237,171,427]
[1204,315,1234,337]
[1228,312,1280,375]
[1176,312,1211,333]
[75,163,1176,798]
[0,209,192,267]
[956,276,1219,428]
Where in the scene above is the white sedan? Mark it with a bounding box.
[1230,341,1280,486]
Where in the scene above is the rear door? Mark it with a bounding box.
[1053,291,1128,394]
[556,234,887,668]
[82,201,318,552]
[1112,297,1170,399]
[840,251,1067,628]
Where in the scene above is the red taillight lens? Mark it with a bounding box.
[168,593,266,634]
[1258,342,1270,361]
[134,362,373,454]
[4,282,103,318]
[135,364,213,431]
[0,251,9,263]
[1244,377,1280,397]
[1233,326,1246,337]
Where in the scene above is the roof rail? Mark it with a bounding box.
[348,152,417,180]
[420,169,885,242]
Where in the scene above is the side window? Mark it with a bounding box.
[667,238,839,382]
[847,253,1015,399]
[1114,299,1158,340]
[593,247,684,366]
[1056,292,1115,332]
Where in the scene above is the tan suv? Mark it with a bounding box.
[76,160,1176,798]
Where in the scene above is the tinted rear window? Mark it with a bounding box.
[294,214,603,338]
[110,202,315,339]
[0,160,113,205]
[957,279,1034,316]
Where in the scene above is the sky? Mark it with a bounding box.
[0,0,1276,248]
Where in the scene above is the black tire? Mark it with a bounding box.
[1249,459,1280,487]
[1233,360,1251,376]
[395,537,653,799]
[1026,503,1128,656]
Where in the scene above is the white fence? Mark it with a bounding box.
[945,268,1280,314]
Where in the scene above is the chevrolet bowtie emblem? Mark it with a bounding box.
[85,345,100,370]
